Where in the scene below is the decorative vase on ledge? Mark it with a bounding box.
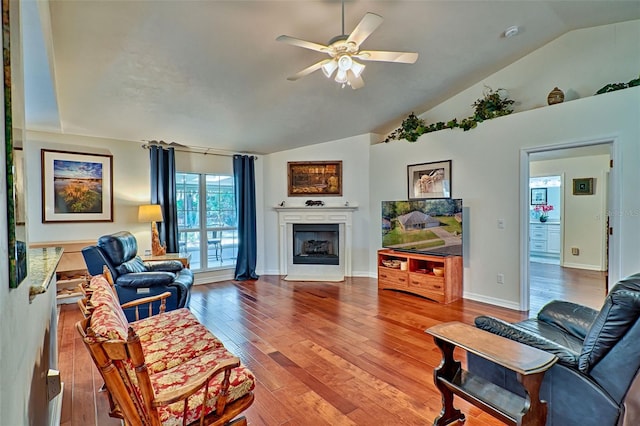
[539,215,548,223]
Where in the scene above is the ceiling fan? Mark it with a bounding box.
[276,1,418,89]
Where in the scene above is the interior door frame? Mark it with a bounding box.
[519,137,619,311]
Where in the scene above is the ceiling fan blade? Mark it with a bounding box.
[276,35,329,53]
[346,13,383,48]
[287,59,332,81]
[356,50,419,64]
[347,70,364,90]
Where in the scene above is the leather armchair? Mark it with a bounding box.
[82,231,193,321]
[468,273,640,425]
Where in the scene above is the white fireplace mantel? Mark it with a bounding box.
[276,205,358,281]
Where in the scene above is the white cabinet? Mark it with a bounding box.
[547,225,561,254]
[530,223,561,256]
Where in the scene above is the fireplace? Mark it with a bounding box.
[293,223,339,265]
[276,205,356,281]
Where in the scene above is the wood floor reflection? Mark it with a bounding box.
[58,269,606,425]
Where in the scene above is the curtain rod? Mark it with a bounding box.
[141,141,258,159]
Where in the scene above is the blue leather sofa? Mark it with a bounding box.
[468,273,640,425]
[82,231,193,321]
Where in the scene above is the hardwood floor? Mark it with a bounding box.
[57,267,607,425]
[528,261,607,314]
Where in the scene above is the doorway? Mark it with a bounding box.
[523,141,614,314]
[529,175,562,265]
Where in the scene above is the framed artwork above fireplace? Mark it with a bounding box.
[287,161,342,196]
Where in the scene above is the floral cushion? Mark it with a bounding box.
[90,302,129,341]
[86,275,118,300]
[141,322,225,374]
[89,274,113,291]
[152,347,256,426]
[132,308,198,341]
[82,274,254,424]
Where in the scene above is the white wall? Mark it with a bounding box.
[370,87,639,309]
[1,7,59,422]
[531,154,610,270]
[367,20,640,308]
[259,21,640,305]
[262,134,373,276]
[22,132,265,283]
[24,131,152,248]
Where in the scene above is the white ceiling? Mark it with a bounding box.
[24,1,640,154]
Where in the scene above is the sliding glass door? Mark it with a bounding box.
[176,172,238,270]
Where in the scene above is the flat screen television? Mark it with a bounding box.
[382,199,463,257]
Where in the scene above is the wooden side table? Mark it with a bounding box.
[426,322,557,426]
[141,252,191,268]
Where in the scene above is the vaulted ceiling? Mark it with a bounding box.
[23,1,640,154]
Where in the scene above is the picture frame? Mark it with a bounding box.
[573,177,594,195]
[531,188,548,205]
[14,148,25,225]
[288,161,342,196]
[41,149,114,223]
[4,0,27,288]
[407,160,451,199]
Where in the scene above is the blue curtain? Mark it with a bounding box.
[233,155,259,280]
[149,146,179,253]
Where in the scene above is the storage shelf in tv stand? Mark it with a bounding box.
[377,249,463,304]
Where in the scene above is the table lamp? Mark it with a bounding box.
[138,204,166,256]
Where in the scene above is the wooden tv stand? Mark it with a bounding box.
[377,249,462,303]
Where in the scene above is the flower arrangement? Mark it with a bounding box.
[534,204,554,222]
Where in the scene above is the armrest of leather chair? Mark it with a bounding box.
[115,271,176,288]
[144,260,184,273]
[537,300,599,341]
[475,315,580,367]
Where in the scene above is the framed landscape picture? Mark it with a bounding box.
[41,149,114,222]
[407,160,451,199]
[288,161,342,196]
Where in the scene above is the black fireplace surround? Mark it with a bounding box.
[292,223,339,265]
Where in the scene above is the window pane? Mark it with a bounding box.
[177,172,237,271]
[179,231,201,270]
[185,191,199,228]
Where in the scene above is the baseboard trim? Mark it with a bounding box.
[561,262,604,271]
[50,382,63,426]
[193,270,235,285]
[284,275,344,282]
[463,292,522,311]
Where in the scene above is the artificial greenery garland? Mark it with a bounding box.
[384,87,515,143]
[595,74,640,95]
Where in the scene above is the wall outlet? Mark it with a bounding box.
[497,273,504,284]
[497,218,505,229]
[571,247,580,256]
[47,369,61,401]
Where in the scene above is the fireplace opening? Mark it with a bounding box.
[293,223,339,265]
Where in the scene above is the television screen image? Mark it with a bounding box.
[382,199,463,256]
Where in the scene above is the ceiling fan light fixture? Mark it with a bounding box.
[337,55,353,71]
[277,3,419,90]
[350,59,365,78]
[335,68,348,84]
[321,60,338,78]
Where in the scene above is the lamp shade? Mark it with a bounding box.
[138,204,164,223]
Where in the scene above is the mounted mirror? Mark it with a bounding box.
[4,0,27,288]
